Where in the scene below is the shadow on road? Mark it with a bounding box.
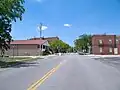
[0,60,40,68]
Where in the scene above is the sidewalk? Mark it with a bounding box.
[0,68,9,72]
[12,54,56,58]
[86,54,120,58]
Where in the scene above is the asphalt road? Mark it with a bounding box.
[0,54,120,90]
[94,57,120,71]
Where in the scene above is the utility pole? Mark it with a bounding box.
[39,23,43,56]
[38,23,47,55]
[39,23,42,40]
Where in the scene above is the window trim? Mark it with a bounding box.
[109,48,112,53]
[99,47,102,53]
[116,39,119,44]
[109,39,112,44]
[99,40,102,44]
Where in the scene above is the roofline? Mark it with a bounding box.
[10,40,47,45]
[29,36,59,40]
[40,40,48,45]
[10,43,46,45]
[92,34,116,37]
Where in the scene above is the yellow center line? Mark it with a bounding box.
[27,63,62,90]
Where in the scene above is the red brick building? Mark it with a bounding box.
[29,36,59,43]
[6,40,49,56]
[92,35,120,55]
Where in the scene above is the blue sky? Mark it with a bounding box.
[12,0,120,46]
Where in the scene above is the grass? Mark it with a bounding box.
[0,57,42,68]
[9,57,32,62]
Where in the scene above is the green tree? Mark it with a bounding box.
[67,46,74,53]
[74,34,92,53]
[0,0,25,56]
[50,40,70,53]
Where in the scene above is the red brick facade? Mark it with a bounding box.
[29,37,59,43]
[92,35,120,55]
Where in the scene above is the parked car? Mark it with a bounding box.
[78,52,86,55]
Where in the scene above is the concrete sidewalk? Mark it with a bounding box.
[86,54,120,59]
[12,54,56,59]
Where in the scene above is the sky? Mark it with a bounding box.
[12,0,120,46]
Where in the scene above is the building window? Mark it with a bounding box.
[37,45,40,48]
[109,39,112,44]
[99,40,102,44]
[100,47,102,53]
[116,39,119,44]
[109,48,112,53]
[43,45,45,49]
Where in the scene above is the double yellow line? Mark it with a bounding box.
[27,63,61,90]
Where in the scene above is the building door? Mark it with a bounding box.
[114,48,118,55]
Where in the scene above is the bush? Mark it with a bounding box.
[42,50,50,56]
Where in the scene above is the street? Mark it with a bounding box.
[0,54,120,90]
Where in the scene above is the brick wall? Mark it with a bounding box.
[92,35,116,55]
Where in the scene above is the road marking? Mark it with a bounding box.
[27,61,65,90]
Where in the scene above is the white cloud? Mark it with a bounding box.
[41,26,48,30]
[64,24,72,27]
[37,25,48,31]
